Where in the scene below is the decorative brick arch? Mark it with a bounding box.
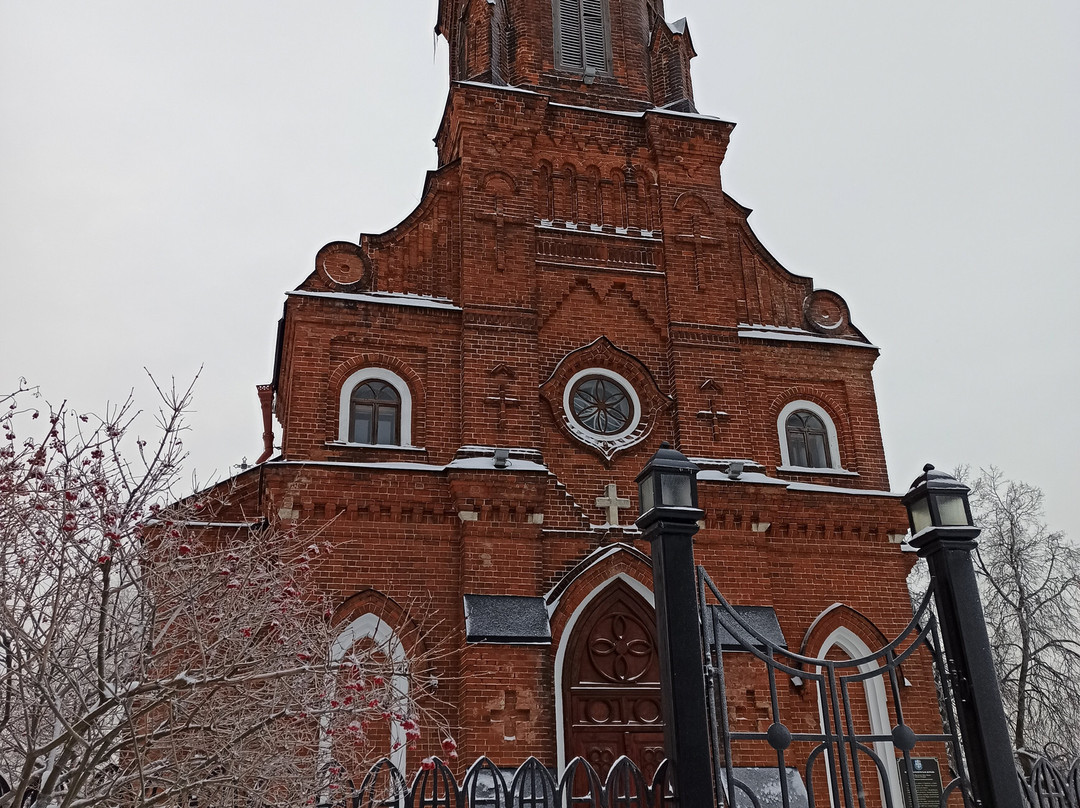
[480,169,517,196]
[332,589,426,654]
[673,190,711,216]
[327,354,426,447]
[767,386,853,471]
[799,602,891,661]
[547,543,654,643]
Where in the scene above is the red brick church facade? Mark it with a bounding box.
[205,0,938,800]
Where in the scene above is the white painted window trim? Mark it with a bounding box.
[815,626,903,808]
[562,367,642,444]
[337,367,414,447]
[553,573,654,772]
[776,399,849,473]
[319,613,410,776]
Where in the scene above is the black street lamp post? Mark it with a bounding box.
[636,443,714,808]
[902,464,1023,807]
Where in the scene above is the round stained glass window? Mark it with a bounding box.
[570,375,634,436]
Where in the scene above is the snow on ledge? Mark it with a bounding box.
[146,520,263,529]
[697,470,789,486]
[270,459,444,472]
[267,454,548,474]
[697,469,901,498]
[549,100,728,124]
[446,456,548,472]
[456,80,542,95]
[737,324,877,350]
[287,290,461,311]
[777,464,859,477]
[325,441,426,452]
[786,481,900,498]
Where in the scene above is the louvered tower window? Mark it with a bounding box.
[555,0,611,74]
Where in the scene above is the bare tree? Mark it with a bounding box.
[965,466,1080,759]
[0,380,451,808]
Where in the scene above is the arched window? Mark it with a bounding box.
[554,0,611,75]
[786,410,830,468]
[776,400,845,472]
[337,368,413,446]
[350,380,400,445]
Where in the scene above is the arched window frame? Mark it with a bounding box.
[815,626,904,808]
[776,400,852,474]
[337,368,413,447]
[553,0,613,76]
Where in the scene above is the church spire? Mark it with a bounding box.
[436,0,696,112]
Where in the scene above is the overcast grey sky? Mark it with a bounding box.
[2,1,1077,536]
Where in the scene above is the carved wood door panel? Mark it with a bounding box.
[563,580,665,779]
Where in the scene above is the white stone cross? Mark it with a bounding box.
[596,483,632,526]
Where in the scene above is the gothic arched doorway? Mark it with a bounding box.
[562,579,665,778]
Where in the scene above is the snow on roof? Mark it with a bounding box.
[456,80,542,96]
[737,325,877,350]
[548,100,728,124]
[287,290,461,311]
[464,594,551,644]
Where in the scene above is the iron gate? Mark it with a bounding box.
[697,566,973,808]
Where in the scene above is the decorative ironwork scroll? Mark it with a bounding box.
[1019,755,1080,807]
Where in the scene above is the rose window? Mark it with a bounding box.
[570,375,634,436]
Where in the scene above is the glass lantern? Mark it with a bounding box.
[636,442,700,516]
[901,463,975,537]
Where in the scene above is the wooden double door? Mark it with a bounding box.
[563,580,665,778]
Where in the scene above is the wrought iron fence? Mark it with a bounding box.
[350,754,674,808]
[0,757,670,808]
[697,565,974,808]
[1020,757,1080,807]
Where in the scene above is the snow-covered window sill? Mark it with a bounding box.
[777,465,859,478]
[325,441,426,453]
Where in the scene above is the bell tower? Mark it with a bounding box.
[436,0,696,112]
